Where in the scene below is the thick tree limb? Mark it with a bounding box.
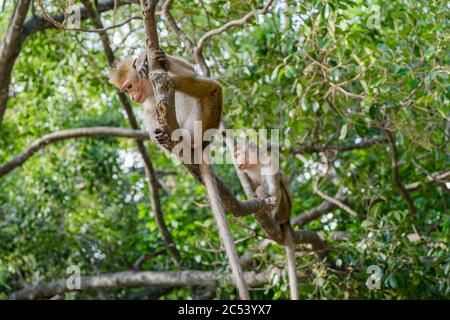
[138,0,179,145]
[8,269,274,300]
[0,0,32,126]
[0,127,149,177]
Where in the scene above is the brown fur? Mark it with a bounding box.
[109,58,133,89]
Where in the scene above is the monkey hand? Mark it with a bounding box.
[135,55,149,80]
[156,48,168,70]
[152,128,170,146]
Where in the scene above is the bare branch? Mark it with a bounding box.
[8,269,274,300]
[292,136,388,154]
[405,171,449,192]
[161,0,209,75]
[0,127,149,177]
[292,192,349,227]
[22,0,128,37]
[384,130,418,226]
[196,0,274,53]
[312,178,359,217]
[292,170,448,227]
[133,249,167,270]
[66,16,143,33]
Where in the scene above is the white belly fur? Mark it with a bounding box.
[142,92,200,133]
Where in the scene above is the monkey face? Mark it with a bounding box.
[121,72,151,104]
[234,147,258,170]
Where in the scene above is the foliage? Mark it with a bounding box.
[0,0,448,299]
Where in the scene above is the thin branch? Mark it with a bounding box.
[292,191,348,227]
[196,0,274,53]
[405,171,449,192]
[292,170,448,227]
[66,16,143,33]
[0,127,149,177]
[384,130,418,225]
[292,136,388,154]
[21,0,126,37]
[312,178,359,217]
[8,269,274,300]
[133,249,167,270]
[161,0,207,74]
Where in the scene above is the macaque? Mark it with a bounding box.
[234,141,299,300]
[109,50,250,300]
[109,49,222,148]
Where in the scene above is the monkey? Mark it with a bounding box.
[109,50,250,300]
[234,140,299,300]
[109,49,222,148]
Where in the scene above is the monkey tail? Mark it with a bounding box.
[282,222,299,300]
[200,162,250,300]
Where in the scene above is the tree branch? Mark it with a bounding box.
[292,136,389,154]
[312,178,359,217]
[0,127,149,177]
[385,130,418,226]
[405,171,449,192]
[8,269,274,300]
[292,192,349,227]
[0,0,32,126]
[0,0,130,128]
[196,0,274,54]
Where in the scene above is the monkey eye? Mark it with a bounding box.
[127,83,133,90]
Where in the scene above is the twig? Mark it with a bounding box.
[312,178,359,217]
[133,249,167,270]
[384,130,418,227]
[196,0,274,52]
[293,136,389,154]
